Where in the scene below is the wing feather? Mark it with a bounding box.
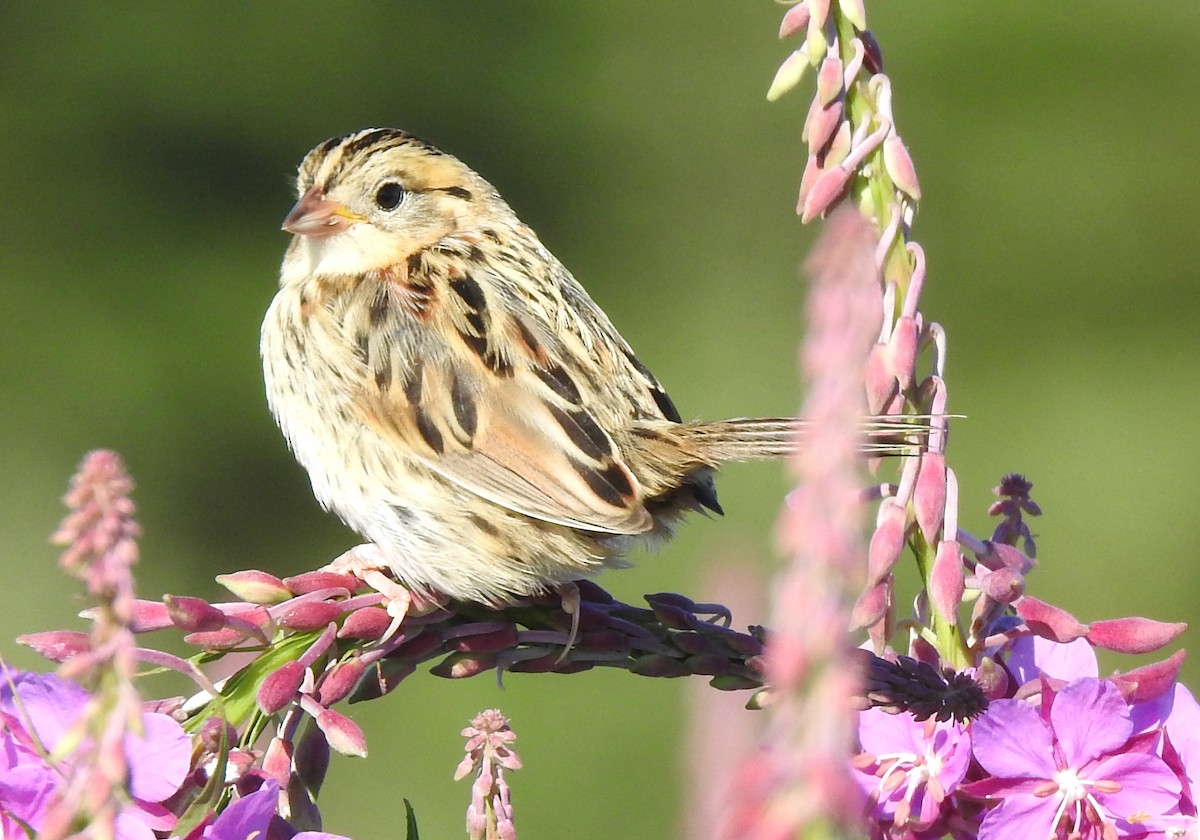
[349,254,655,535]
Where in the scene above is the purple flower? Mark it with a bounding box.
[0,669,190,839]
[201,780,350,840]
[966,678,1181,839]
[1005,635,1098,686]
[853,707,971,832]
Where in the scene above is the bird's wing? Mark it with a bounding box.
[348,257,656,535]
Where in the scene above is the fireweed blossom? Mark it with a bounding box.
[966,678,1180,839]
[853,707,971,833]
[0,669,190,839]
[199,780,349,840]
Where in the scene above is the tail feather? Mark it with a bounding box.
[676,415,936,461]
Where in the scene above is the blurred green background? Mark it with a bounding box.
[3,2,1200,837]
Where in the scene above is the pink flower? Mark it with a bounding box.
[965,678,1180,839]
[200,780,350,840]
[0,670,189,839]
[853,708,971,833]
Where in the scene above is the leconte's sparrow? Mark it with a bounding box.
[262,128,917,606]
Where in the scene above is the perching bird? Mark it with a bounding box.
[262,128,918,605]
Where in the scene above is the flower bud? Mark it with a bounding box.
[316,708,367,757]
[316,657,366,707]
[216,570,292,604]
[1086,617,1186,655]
[337,606,392,640]
[258,661,305,714]
[283,571,359,596]
[165,595,228,633]
[17,630,91,663]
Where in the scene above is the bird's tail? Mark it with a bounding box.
[674,415,938,461]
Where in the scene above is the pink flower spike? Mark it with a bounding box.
[912,453,946,543]
[778,2,810,39]
[929,540,964,624]
[216,570,292,604]
[17,631,92,663]
[767,49,809,102]
[883,135,921,201]
[257,660,305,715]
[164,595,228,633]
[1086,617,1187,655]
[1016,597,1089,643]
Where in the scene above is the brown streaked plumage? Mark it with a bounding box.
[262,128,917,604]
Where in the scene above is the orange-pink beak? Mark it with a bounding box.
[282,186,365,238]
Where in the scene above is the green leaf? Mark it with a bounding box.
[404,799,420,840]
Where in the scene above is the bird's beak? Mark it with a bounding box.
[282,186,366,238]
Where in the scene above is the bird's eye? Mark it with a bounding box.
[374,182,405,210]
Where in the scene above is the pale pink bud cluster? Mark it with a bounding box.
[455,709,522,840]
[38,451,152,840]
[771,1,960,655]
[770,0,920,224]
[723,210,881,838]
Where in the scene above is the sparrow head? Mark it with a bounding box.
[281,128,503,279]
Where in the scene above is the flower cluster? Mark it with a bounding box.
[855,636,1200,839]
[18,451,776,839]
[719,2,1194,838]
[455,710,522,840]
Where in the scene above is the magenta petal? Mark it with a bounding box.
[972,699,1056,779]
[126,713,190,802]
[977,794,1057,840]
[113,809,157,840]
[128,802,176,832]
[1050,679,1131,768]
[1088,752,1181,818]
[202,780,278,840]
[1166,685,1200,795]
[858,706,924,755]
[0,763,57,828]
[1006,636,1098,686]
[1,673,88,751]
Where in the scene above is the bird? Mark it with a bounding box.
[262,128,919,607]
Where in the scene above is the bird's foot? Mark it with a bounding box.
[555,581,582,662]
